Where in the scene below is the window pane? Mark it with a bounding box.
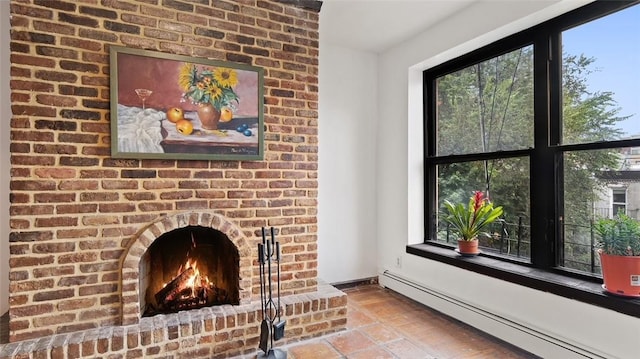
[612,191,626,204]
[436,46,534,156]
[435,157,531,261]
[612,204,626,216]
[562,147,640,274]
[561,4,640,145]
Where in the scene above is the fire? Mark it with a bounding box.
[145,231,238,317]
[174,258,212,300]
[180,259,197,288]
[155,254,214,310]
[150,232,229,315]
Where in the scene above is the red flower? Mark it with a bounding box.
[472,191,485,213]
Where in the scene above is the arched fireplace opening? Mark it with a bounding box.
[140,225,240,317]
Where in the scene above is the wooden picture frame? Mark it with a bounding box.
[109,46,264,161]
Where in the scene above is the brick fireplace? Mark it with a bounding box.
[138,222,243,318]
[3,0,347,357]
[123,212,252,325]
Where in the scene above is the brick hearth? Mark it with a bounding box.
[0,283,346,358]
[4,0,345,357]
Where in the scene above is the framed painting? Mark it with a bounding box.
[109,46,264,161]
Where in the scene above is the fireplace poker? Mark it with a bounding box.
[272,226,285,341]
[258,228,269,353]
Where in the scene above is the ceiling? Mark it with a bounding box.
[320,0,478,53]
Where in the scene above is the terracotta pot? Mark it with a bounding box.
[599,250,640,297]
[457,239,479,256]
[197,103,221,130]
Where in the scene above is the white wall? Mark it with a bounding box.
[2,1,637,355]
[1,0,10,315]
[376,0,639,358]
[318,42,379,284]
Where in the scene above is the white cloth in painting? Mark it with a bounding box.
[117,104,164,153]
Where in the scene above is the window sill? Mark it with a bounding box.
[407,243,640,318]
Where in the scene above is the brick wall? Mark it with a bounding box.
[8,0,324,344]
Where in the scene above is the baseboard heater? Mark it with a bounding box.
[380,270,608,359]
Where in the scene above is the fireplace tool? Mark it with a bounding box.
[257,227,286,359]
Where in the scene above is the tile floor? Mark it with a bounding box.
[0,285,539,358]
[245,284,539,359]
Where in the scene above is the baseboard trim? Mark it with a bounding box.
[331,276,379,290]
[380,270,612,359]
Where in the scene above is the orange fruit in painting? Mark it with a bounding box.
[166,107,185,123]
[175,119,193,135]
[220,107,233,122]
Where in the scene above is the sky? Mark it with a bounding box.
[562,3,640,137]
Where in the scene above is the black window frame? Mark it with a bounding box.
[411,0,640,317]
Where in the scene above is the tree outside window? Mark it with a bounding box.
[425,1,640,277]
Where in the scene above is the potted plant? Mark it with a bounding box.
[594,213,640,297]
[443,191,503,256]
[178,63,239,130]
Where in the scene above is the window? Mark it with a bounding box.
[432,45,534,262]
[423,1,640,279]
[612,188,627,216]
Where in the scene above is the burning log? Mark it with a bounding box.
[155,267,196,306]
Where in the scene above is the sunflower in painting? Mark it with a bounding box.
[179,63,239,110]
[213,67,238,88]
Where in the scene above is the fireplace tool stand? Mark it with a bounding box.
[257,227,286,359]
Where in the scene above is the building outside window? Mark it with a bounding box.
[611,188,627,216]
[424,1,640,278]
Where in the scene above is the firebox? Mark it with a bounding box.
[140,225,240,317]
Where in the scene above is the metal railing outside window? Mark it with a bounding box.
[437,217,605,275]
[437,216,531,260]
